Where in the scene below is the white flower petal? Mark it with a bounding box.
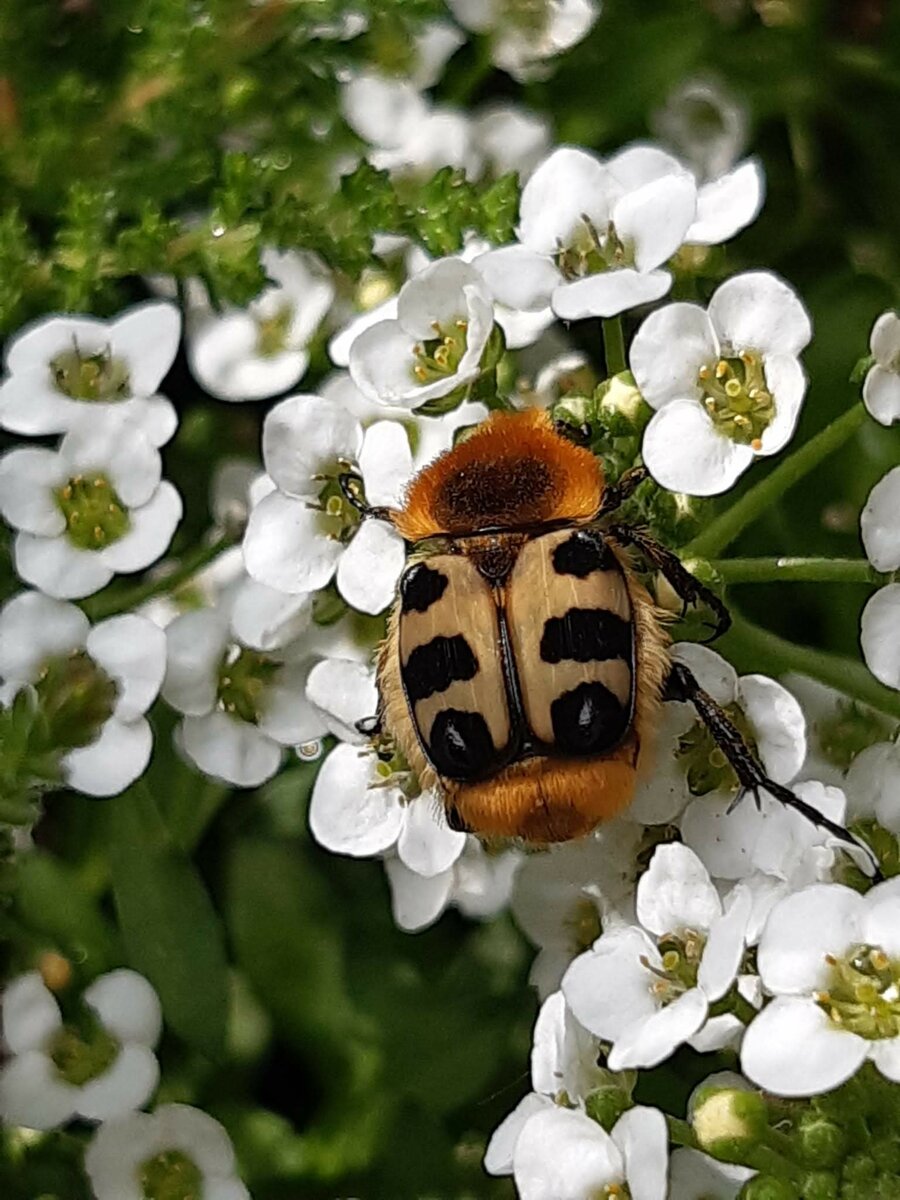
[341,74,428,148]
[0,1051,76,1130]
[757,883,863,994]
[76,1043,159,1121]
[180,711,282,787]
[709,272,812,357]
[629,303,716,409]
[688,1013,745,1053]
[861,467,900,572]
[687,159,766,245]
[0,446,68,535]
[228,579,312,652]
[309,743,405,857]
[398,260,489,340]
[397,796,466,877]
[306,658,378,744]
[757,354,807,456]
[2,972,61,1053]
[671,642,739,705]
[349,319,425,408]
[0,591,89,683]
[643,400,753,496]
[109,301,181,395]
[861,584,900,690]
[262,394,362,497]
[668,1147,754,1200]
[607,144,686,191]
[552,268,673,321]
[473,245,561,312]
[741,997,867,1096]
[519,148,612,254]
[84,969,162,1046]
[243,492,342,594]
[484,1093,554,1176]
[608,988,708,1070]
[860,887,900,959]
[162,608,230,715]
[738,674,806,783]
[0,369,81,436]
[869,1038,900,1082]
[611,1106,668,1200]
[561,927,661,1041]
[359,421,413,508]
[5,313,109,374]
[863,365,900,427]
[98,481,182,574]
[698,885,752,1002]
[328,297,400,370]
[384,857,454,932]
[154,1102,238,1174]
[258,663,329,747]
[87,615,166,722]
[336,520,405,614]
[871,311,900,363]
[613,172,697,272]
[637,842,721,937]
[14,530,113,599]
[61,418,161,509]
[513,1107,623,1200]
[63,716,153,797]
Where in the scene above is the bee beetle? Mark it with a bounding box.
[342,409,871,861]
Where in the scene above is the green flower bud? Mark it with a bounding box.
[692,1088,769,1162]
[739,1177,800,1200]
[799,1170,837,1200]
[872,1134,900,1174]
[841,1152,877,1187]
[597,371,646,429]
[585,1085,631,1132]
[794,1116,847,1168]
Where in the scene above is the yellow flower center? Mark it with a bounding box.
[217,647,279,724]
[35,649,118,749]
[255,302,294,357]
[697,353,775,449]
[412,319,469,385]
[51,345,130,402]
[49,1016,120,1086]
[642,929,706,1005]
[816,944,900,1039]
[676,702,757,796]
[55,473,131,551]
[140,1150,203,1200]
[557,218,635,280]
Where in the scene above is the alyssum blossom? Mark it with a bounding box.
[0,591,166,796]
[0,412,182,600]
[742,880,900,1096]
[476,143,763,322]
[862,309,900,427]
[242,392,410,614]
[0,969,161,1130]
[631,270,812,495]
[446,0,600,84]
[85,1103,249,1200]
[0,301,180,445]
[860,465,900,691]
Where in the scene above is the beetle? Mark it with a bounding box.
[341,408,872,861]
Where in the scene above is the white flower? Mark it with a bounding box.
[512,1105,668,1200]
[84,1102,249,1200]
[0,969,161,1130]
[0,413,182,599]
[341,75,480,179]
[349,258,495,410]
[631,271,812,495]
[242,392,409,613]
[0,302,180,445]
[632,641,807,826]
[447,0,599,83]
[862,310,900,426]
[562,843,751,1069]
[861,584,900,691]
[741,879,900,1096]
[407,20,467,89]
[0,591,165,796]
[653,77,748,183]
[162,591,328,788]
[384,836,521,932]
[187,250,334,402]
[844,735,900,835]
[861,466,900,573]
[477,144,699,321]
[472,104,552,179]
[510,824,642,996]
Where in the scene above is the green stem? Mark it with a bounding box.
[602,317,627,376]
[685,404,867,560]
[710,557,886,586]
[81,531,235,621]
[446,35,494,105]
[720,611,900,720]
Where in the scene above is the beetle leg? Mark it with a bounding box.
[337,471,397,524]
[664,661,881,879]
[355,713,382,738]
[608,523,731,642]
[595,465,649,517]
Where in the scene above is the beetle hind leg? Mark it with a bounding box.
[665,661,881,879]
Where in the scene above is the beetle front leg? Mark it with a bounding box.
[665,660,880,879]
[609,523,731,642]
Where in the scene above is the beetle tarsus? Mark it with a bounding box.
[596,465,649,517]
[665,661,882,879]
[338,472,395,523]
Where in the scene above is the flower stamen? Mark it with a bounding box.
[697,352,775,448]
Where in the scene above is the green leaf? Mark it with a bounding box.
[108,786,228,1059]
[13,851,119,978]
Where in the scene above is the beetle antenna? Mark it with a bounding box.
[338,472,396,524]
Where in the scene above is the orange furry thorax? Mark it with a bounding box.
[394,409,605,542]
